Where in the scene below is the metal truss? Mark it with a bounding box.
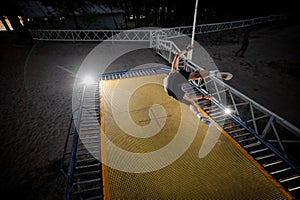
[29,29,152,42]
[155,38,300,164]
[29,14,290,42]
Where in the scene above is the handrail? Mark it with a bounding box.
[155,38,300,165]
[61,84,87,200]
[60,114,75,178]
[29,14,290,42]
[192,82,300,174]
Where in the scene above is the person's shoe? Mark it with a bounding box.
[209,70,233,81]
[197,113,212,126]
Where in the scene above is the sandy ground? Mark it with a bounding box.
[0,20,299,199]
[197,21,300,128]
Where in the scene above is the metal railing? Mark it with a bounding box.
[156,39,300,165]
[29,14,290,43]
[60,84,87,200]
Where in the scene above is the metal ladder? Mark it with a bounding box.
[61,67,169,199]
[183,82,300,199]
[100,67,161,80]
[74,82,102,200]
[61,82,103,200]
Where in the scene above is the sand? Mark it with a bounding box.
[0,20,299,199]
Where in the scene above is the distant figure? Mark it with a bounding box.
[164,44,233,125]
[235,28,251,57]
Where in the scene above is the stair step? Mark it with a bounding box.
[288,186,300,192]
[228,128,246,135]
[75,186,101,194]
[223,124,240,131]
[210,111,225,117]
[249,147,268,154]
[232,132,250,139]
[75,170,101,177]
[77,157,100,163]
[73,178,101,185]
[78,145,99,151]
[80,135,100,140]
[237,136,256,143]
[244,141,261,148]
[270,167,291,175]
[279,175,300,183]
[263,160,283,167]
[78,140,100,145]
[255,153,275,161]
[81,127,100,131]
[86,195,103,200]
[76,163,101,170]
[77,151,100,157]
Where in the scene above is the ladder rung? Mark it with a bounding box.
[228,128,246,135]
[263,160,283,167]
[77,157,100,163]
[205,107,222,114]
[210,111,224,117]
[270,167,291,175]
[76,163,101,170]
[79,140,100,145]
[288,186,300,192]
[86,195,103,200]
[279,175,300,183]
[249,147,268,154]
[75,170,101,177]
[237,137,256,143]
[232,132,250,139]
[80,128,100,132]
[80,130,100,135]
[202,105,217,111]
[77,151,100,157]
[255,153,275,161]
[223,124,240,130]
[73,178,101,185]
[78,145,99,151]
[80,136,100,140]
[244,141,261,148]
[211,114,226,120]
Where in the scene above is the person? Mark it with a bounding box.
[164,44,233,125]
[235,28,251,57]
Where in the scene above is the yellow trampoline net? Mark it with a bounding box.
[99,74,290,199]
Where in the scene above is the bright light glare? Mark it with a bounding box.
[224,108,232,115]
[83,76,94,85]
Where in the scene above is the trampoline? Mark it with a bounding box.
[99,74,292,199]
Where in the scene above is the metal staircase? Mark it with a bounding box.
[183,81,300,198]
[61,68,300,199]
[61,68,169,200]
[100,67,166,80]
[61,82,102,200]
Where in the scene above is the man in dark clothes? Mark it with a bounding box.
[235,28,251,57]
[164,44,233,125]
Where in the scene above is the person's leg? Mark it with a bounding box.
[240,43,248,57]
[171,54,180,71]
[181,94,212,125]
[188,70,233,81]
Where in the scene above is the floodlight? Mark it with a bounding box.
[224,108,232,115]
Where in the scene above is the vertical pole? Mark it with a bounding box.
[187,0,199,60]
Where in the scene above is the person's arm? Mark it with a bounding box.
[171,44,193,71]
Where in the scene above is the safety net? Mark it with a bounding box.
[99,74,290,199]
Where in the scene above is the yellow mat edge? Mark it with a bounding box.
[99,82,110,200]
[195,103,294,199]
